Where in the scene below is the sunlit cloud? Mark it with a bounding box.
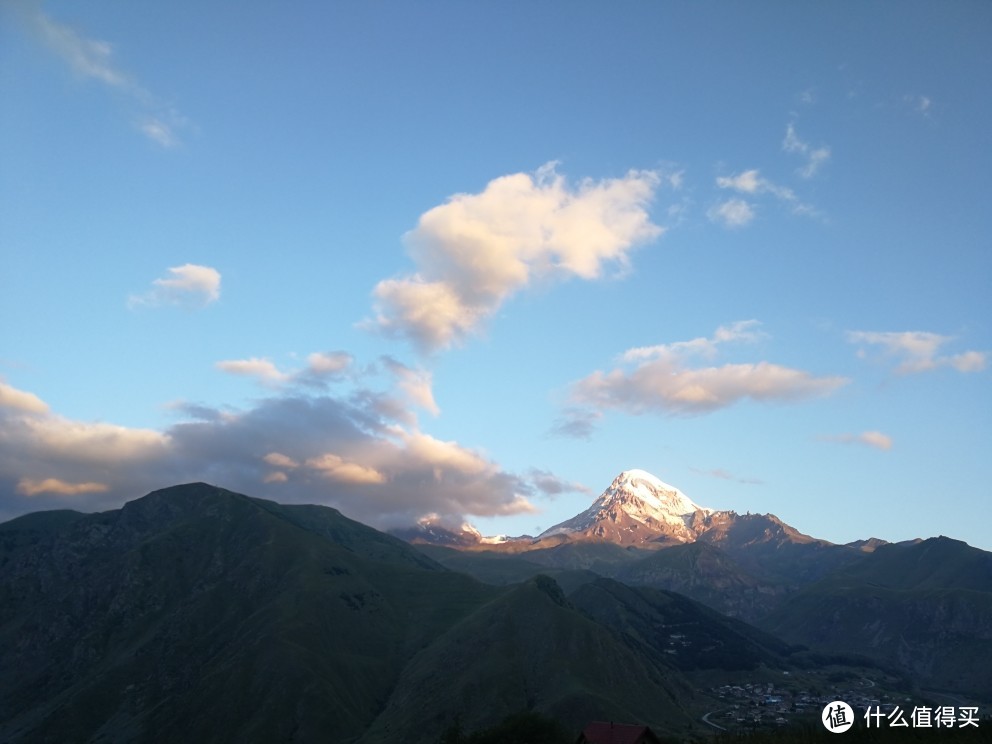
[847,330,987,375]
[569,322,848,417]
[17,477,109,497]
[364,162,664,352]
[0,381,50,414]
[128,264,221,308]
[216,351,355,389]
[0,376,537,526]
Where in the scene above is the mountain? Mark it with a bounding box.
[400,469,867,620]
[0,483,492,743]
[538,469,713,545]
[0,482,714,743]
[361,575,700,742]
[760,537,992,699]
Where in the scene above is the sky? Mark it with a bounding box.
[1,1,990,550]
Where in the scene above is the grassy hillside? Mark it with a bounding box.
[361,575,700,743]
[760,538,992,701]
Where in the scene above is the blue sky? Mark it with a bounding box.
[1,1,990,549]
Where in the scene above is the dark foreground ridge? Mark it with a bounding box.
[1,482,989,743]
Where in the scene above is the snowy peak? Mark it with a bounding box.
[539,468,712,545]
[604,469,709,519]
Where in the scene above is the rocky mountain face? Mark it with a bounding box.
[537,469,713,545]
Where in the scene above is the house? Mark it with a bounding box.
[576,721,662,744]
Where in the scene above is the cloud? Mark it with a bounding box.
[821,431,893,451]
[903,94,933,118]
[217,350,356,390]
[305,453,388,485]
[569,322,848,417]
[129,264,221,308]
[717,169,796,201]
[713,167,819,222]
[690,467,763,485]
[22,6,191,146]
[0,381,50,414]
[528,468,590,496]
[708,198,755,228]
[16,477,110,496]
[782,123,831,178]
[548,407,603,440]
[215,357,291,385]
[0,376,537,527]
[365,163,664,352]
[847,330,987,375]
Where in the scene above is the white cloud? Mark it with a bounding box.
[708,199,755,228]
[365,163,664,352]
[570,322,848,416]
[24,7,191,146]
[129,264,221,308]
[847,330,987,375]
[717,169,797,201]
[822,431,893,451]
[782,123,831,178]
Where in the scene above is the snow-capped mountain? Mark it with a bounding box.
[538,469,714,545]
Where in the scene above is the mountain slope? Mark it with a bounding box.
[760,537,992,699]
[360,575,700,743]
[0,483,494,743]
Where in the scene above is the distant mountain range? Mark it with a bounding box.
[1,476,989,742]
[398,469,992,700]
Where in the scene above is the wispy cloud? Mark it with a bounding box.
[783,123,831,178]
[820,431,893,451]
[847,330,987,375]
[711,168,817,225]
[904,94,933,118]
[364,162,665,353]
[690,466,764,485]
[22,6,190,147]
[528,468,590,496]
[128,264,221,309]
[548,407,603,440]
[569,321,848,417]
